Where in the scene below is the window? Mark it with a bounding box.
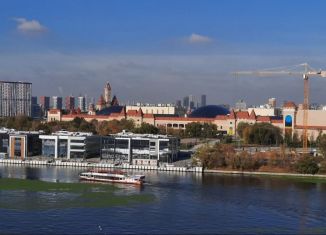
[285,115,292,127]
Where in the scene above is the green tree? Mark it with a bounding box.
[185,122,203,138]
[133,123,159,134]
[201,123,218,138]
[185,122,218,138]
[244,123,282,146]
[317,133,326,157]
[285,131,301,148]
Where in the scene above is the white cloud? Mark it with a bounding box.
[13,18,47,33]
[187,33,213,44]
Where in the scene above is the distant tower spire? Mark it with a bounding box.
[103,82,111,106]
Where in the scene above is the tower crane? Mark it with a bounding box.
[233,63,326,153]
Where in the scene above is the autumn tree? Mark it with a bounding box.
[237,122,250,139]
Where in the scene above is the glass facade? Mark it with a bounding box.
[70,152,84,159]
[42,139,55,157]
[40,135,101,159]
[0,134,9,154]
[14,137,22,156]
[27,135,42,156]
[58,139,68,158]
[101,137,129,163]
[101,135,179,165]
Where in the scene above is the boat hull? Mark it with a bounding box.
[79,175,143,185]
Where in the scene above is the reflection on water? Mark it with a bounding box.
[1,165,326,234]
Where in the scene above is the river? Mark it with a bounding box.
[1,165,326,234]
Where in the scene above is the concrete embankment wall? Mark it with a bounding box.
[205,169,326,178]
[0,159,203,173]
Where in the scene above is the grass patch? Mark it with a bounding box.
[0,178,154,210]
[256,174,326,184]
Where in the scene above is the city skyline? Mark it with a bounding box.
[1,1,326,105]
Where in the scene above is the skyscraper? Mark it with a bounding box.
[176,100,182,108]
[39,96,50,115]
[0,81,32,117]
[65,96,75,111]
[183,96,189,108]
[78,96,86,112]
[52,96,63,110]
[40,96,50,110]
[189,101,195,110]
[189,95,196,109]
[31,96,41,118]
[201,95,207,107]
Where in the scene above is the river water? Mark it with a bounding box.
[1,165,326,234]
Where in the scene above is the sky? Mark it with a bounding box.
[1,0,326,106]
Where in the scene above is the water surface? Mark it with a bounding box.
[1,165,326,234]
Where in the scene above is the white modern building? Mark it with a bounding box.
[78,96,86,112]
[247,107,281,117]
[101,131,179,166]
[39,130,101,159]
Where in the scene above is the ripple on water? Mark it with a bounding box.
[2,166,326,234]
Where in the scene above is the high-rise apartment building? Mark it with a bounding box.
[39,96,50,111]
[65,96,75,111]
[52,96,63,110]
[31,96,41,118]
[78,96,86,112]
[176,100,182,108]
[201,95,207,107]
[0,81,32,117]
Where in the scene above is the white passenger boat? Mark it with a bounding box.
[79,169,145,185]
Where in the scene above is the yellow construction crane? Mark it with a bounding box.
[234,63,326,153]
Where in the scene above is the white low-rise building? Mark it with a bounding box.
[126,103,176,115]
[247,107,281,117]
[101,131,179,166]
[39,131,101,160]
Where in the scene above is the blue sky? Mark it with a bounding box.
[1,0,326,106]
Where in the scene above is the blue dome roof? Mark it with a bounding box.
[189,105,229,118]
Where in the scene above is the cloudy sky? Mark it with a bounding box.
[1,0,326,106]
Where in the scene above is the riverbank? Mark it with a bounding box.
[0,159,203,173]
[205,169,326,182]
[3,158,326,182]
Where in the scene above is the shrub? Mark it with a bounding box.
[295,156,319,175]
